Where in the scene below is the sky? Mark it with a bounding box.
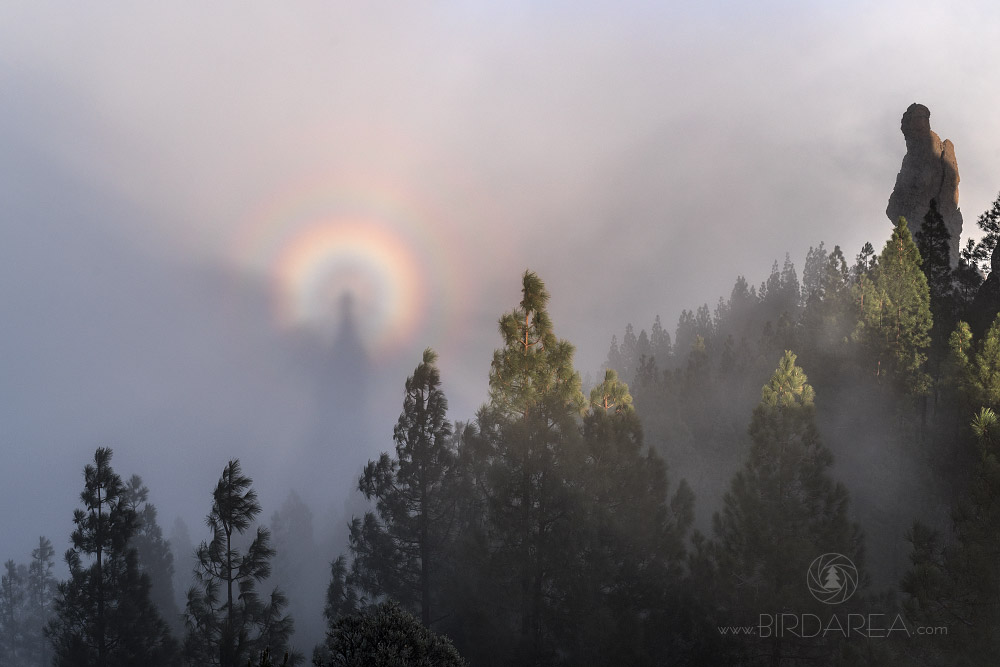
[2,1,1000,567]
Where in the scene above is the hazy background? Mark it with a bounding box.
[2,0,999,596]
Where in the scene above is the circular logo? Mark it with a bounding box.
[806,553,858,604]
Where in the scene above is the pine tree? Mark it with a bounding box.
[801,242,828,303]
[970,314,1000,410]
[46,448,177,667]
[168,519,196,613]
[0,539,60,667]
[314,602,466,667]
[122,476,181,634]
[268,491,323,659]
[853,241,877,281]
[903,407,1000,664]
[604,335,622,376]
[712,296,730,335]
[183,459,299,667]
[649,315,672,366]
[960,190,1000,274]
[0,559,27,664]
[321,557,359,626]
[24,537,57,666]
[710,352,866,664]
[824,245,851,297]
[562,369,693,665]
[761,260,781,303]
[471,270,586,662]
[854,217,932,396]
[918,199,960,380]
[945,320,974,405]
[635,328,652,370]
[349,348,457,626]
[619,324,639,384]
[674,309,697,359]
[780,252,801,310]
[936,320,980,480]
[801,244,855,376]
[695,303,714,342]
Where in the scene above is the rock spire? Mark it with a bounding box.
[886,103,962,265]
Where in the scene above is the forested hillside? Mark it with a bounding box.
[6,190,1000,665]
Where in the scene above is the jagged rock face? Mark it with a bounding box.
[886,103,962,265]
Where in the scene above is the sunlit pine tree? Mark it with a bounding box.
[471,270,586,662]
[854,217,932,396]
[710,352,866,665]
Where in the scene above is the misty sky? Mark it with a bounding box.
[2,2,1000,567]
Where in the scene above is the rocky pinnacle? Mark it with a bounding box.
[886,103,962,266]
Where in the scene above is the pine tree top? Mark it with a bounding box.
[758,350,815,411]
[488,270,584,417]
[589,368,634,415]
[879,217,927,287]
[210,459,261,536]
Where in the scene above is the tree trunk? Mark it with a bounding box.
[96,484,105,667]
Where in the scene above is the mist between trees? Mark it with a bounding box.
[4,193,1000,666]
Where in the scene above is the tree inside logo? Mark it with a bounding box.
[806,553,858,604]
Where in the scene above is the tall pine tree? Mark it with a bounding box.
[25,537,57,667]
[46,448,177,667]
[960,190,1000,274]
[917,199,960,383]
[855,217,932,396]
[710,352,866,664]
[184,460,299,667]
[122,475,181,634]
[349,348,458,627]
[0,559,27,664]
[903,407,1000,665]
[470,270,586,663]
[561,369,694,666]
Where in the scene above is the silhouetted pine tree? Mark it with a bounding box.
[183,460,300,667]
[46,448,177,667]
[0,559,27,664]
[560,369,694,666]
[350,348,458,627]
[903,407,1000,665]
[917,199,960,381]
[122,475,181,634]
[314,602,466,667]
[961,190,1000,274]
[25,537,57,666]
[0,538,59,667]
[853,241,877,281]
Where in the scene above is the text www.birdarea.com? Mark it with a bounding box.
[717,614,948,638]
